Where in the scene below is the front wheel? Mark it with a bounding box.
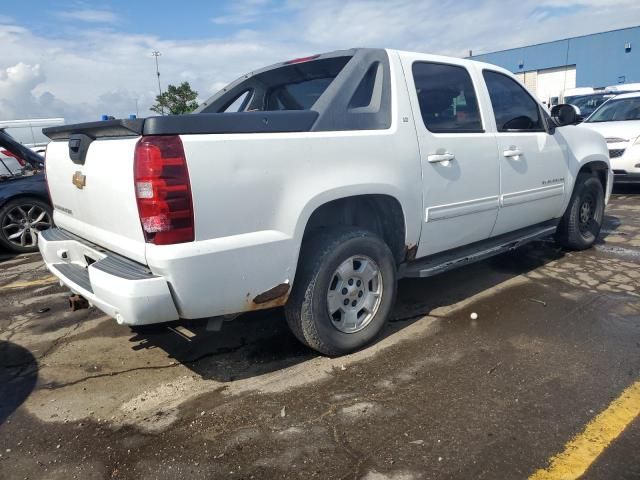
[556,173,605,250]
[285,228,397,356]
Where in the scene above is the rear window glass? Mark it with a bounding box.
[206,56,351,113]
[266,77,335,110]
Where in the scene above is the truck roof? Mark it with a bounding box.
[388,49,515,78]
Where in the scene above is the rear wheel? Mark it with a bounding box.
[556,173,605,250]
[285,228,397,356]
[0,197,53,253]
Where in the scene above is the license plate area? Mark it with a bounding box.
[56,240,106,268]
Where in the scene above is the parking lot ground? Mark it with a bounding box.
[1,192,639,480]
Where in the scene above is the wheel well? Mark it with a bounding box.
[578,161,608,193]
[302,195,407,264]
[0,194,50,215]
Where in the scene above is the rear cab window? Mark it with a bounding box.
[267,78,334,110]
[412,62,483,133]
[203,56,351,113]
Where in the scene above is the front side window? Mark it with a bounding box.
[412,62,483,133]
[483,70,543,132]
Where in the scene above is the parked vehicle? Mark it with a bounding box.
[565,92,617,119]
[39,48,611,355]
[561,87,599,105]
[0,118,64,150]
[0,118,64,175]
[0,129,53,252]
[580,91,640,183]
[561,85,640,120]
[606,83,640,94]
[559,87,621,120]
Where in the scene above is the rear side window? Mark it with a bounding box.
[412,62,483,133]
[483,70,544,132]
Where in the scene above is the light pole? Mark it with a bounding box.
[152,50,164,115]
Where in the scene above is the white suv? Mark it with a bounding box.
[581,92,640,183]
[39,49,611,355]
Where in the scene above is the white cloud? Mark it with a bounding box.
[1,1,640,122]
[57,9,118,23]
[0,24,293,122]
[0,63,51,119]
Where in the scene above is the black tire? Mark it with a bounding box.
[0,197,53,253]
[285,228,397,356]
[556,173,605,250]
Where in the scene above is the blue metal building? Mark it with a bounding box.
[469,26,640,104]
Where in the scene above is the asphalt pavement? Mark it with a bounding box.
[1,190,639,479]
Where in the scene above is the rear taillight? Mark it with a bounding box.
[134,135,194,245]
[1,149,25,166]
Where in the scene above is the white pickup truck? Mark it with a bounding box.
[40,48,611,355]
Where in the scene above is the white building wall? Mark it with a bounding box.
[537,66,576,105]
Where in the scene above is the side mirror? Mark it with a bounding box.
[551,104,580,126]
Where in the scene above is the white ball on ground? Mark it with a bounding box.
[470,312,478,320]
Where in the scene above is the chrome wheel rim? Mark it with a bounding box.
[2,204,52,248]
[579,196,594,233]
[327,255,383,334]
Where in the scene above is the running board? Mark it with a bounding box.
[400,223,558,279]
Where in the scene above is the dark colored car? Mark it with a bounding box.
[0,129,52,253]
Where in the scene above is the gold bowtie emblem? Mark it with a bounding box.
[72,171,86,189]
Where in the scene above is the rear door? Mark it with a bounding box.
[481,70,567,236]
[400,55,500,257]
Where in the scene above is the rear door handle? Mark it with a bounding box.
[427,153,455,163]
[503,147,523,158]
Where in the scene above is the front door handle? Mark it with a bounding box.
[503,147,523,158]
[427,152,455,163]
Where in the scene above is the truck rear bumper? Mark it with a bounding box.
[38,228,179,325]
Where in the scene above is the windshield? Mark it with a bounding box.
[586,96,640,123]
[565,93,616,117]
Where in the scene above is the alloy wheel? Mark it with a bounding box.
[2,204,52,248]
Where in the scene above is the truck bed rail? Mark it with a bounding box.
[42,111,320,140]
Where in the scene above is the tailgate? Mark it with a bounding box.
[45,137,147,264]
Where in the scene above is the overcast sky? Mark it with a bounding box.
[2,0,640,122]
